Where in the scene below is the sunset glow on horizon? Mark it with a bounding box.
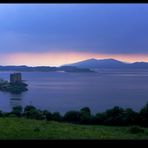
[1,52,148,66]
[0,4,148,66]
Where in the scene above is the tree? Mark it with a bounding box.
[24,105,36,113]
[64,111,80,123]
[104,106,125,125]
[80,107,91,115]
[23,105,44,120]
[80,107,92,124]
[0,110,4,117]
[93,113,106,124]
[52,112,62,121]
[123,108,138,125]
[139,102,148,126]
[43,110,52,121]
[11,106,23,117]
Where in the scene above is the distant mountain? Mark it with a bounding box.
[0,65,94,73]
[131,62,148,68]
[64,58,127,68]
[1,59,148,73]
[64,58,148,69]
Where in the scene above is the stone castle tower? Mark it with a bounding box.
[10,73,22,84]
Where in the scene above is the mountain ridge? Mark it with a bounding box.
[63,58,148,69]
[0,65,94,73]
[0,58,148,71]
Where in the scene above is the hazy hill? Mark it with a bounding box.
[0,65,94,72]
[64,58,148,69]
[1,59,148,72]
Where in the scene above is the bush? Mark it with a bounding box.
[3,112,9,117]
[80,107,92,124]
[8,114,17,117]
[80,107,91,115]
[64,111,80,123]
[43,110,52,121]
[24,105,37,112]
[23,105,45,120]
[11,106,23,117]
[139,102,148,126]
[128,126,144,134]
[104,106,125,125]
[93,113,106,124]
[123,108,139,125]
[0,110,4,117]
[34,127,40,132]
[52,112,62,121]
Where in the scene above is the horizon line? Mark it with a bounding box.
[0,58,148,67]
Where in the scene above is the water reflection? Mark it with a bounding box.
[9,93,23,110]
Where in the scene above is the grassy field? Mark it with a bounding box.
[0,117,147,139]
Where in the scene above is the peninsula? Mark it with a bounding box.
[0,73,28,94]
[0,66,94,72]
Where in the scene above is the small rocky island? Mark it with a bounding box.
[0,73,28,94]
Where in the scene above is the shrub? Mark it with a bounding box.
[43,110,52,121]
[24,105,37,112]
[0,110,4,117]
[128,126,144,134]
[93,113,106,124]
[23,105,44,120]
[3,112,9,117]
[11,106,23,117]
[64,111,80,123]
[80,107,91,115]
[139,102,148,126]
[52,112,62,121]
[8,114,17,117]
[123,108,139,125]
[80,107,92,124]
[104,106,125,125]
[34,127,40,132]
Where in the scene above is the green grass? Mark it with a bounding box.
[0,117,148,139]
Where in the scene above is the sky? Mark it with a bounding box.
[0,4,148,66]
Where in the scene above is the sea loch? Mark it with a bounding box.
[0,69,148,114]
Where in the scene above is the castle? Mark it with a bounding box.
[10,73,22,84]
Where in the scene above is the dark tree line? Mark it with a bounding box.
[1,102,148,127]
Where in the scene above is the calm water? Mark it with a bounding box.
[0,69,148,114]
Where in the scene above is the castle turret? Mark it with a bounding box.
[10,73,22,84]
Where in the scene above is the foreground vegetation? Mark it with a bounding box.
[0,117,148,139]
[0,103,148,139]
[2,102,148,127]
